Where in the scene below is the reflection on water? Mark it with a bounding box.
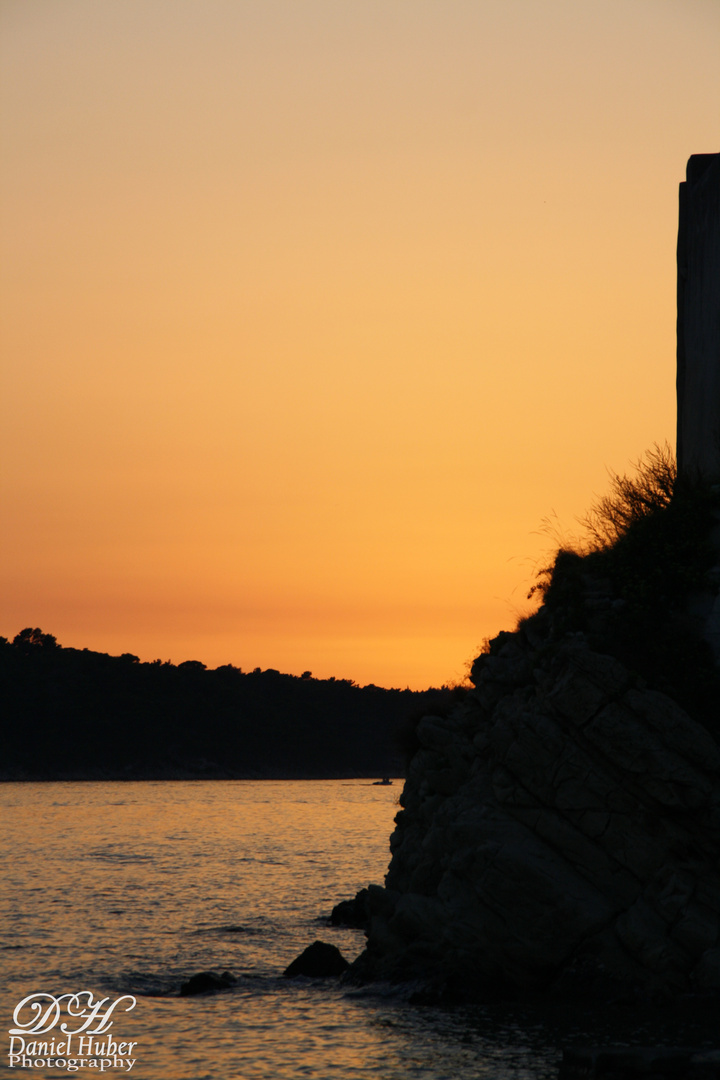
[0,781,562,1079]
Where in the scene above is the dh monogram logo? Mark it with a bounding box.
[9,992,136,1036]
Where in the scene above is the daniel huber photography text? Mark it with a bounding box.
[7,992,138,1073]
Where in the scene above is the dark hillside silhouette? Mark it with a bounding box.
[0,630,460,779]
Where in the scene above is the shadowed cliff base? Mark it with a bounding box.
[349,448,720,1006]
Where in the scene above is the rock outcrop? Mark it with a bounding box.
[351,607,720,1001]
[330,888,370,929]
[284,941,349,978]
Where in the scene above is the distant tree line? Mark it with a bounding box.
[0,629,464,780]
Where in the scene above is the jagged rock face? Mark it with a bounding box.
[353,623,720,1000]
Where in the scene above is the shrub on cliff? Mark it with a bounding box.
[580,441,676,549]
[526,443,720,727]
[536,444,716,606]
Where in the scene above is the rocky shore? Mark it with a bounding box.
[349,588,720,1003]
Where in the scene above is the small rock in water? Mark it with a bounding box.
[330,888,369,929]
[283,940,349,978]
[179,970,236,996]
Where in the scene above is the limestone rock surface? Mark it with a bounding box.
[351,617,720,1000]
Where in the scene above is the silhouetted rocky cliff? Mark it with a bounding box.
[351,458,720,1002]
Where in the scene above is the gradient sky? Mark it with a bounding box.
[1,0,719,688]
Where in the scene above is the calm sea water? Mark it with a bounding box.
[0,781,565,1079]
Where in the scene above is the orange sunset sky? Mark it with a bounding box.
[1,0,719,689]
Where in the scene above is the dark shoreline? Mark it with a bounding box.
[2,630,465,781]
[0,773,403,782]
